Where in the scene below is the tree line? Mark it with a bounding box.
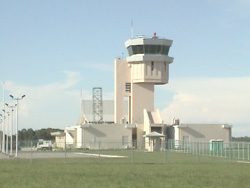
[18,128,63,141]
[232,136,250,142]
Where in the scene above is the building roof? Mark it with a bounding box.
[143,131,165,138]
[77,100,119,124]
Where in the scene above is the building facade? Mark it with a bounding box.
[52,34,232,151]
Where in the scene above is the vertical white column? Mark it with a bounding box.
[6,113,9,154]
[15,100,19,157]
[10,109,13,155]
[2,82,5,153]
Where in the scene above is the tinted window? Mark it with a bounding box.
[136,45,144,54]
[127,46,133,56]
[149,45,156,54]
[156,45,161,54]
[127,45,170,55]
[144,45,149,54]
[161,45,170,55]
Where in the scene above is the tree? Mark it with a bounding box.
[18,128,63,141]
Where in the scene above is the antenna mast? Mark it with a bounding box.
[131,19,134,38]
[92,87,103,123]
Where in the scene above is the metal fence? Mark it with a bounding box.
[0,140,250,163]
[167,139,250,161]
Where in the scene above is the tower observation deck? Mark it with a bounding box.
[125,33,173,84]
[114,33,174,124]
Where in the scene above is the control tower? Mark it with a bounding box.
[114,33,174,125]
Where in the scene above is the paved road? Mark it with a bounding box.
[0,152,97,159]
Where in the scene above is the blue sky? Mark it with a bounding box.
[0,0,250,136]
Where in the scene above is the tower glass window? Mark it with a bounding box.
[132,45,143,54]
[161,45,170,55]
[144,45,149,54]
[156,45,161,53]
[127,46,133,56]
[149,45,156,54]
[127,45,170,55]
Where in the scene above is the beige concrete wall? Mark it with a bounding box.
[114,58,130,124]
[76,127,82,148]
[55,136,65,148]
[131,83,154,124]
[136,124,145,149]
[178,124,231,142]
[130,61,169,84]
[82,124,133,149]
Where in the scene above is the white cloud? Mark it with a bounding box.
[160,77,250,136]
[79,62,113,72]
[1,71,84,130]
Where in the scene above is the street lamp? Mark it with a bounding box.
[5,103,17,156]
[9,94,25,157]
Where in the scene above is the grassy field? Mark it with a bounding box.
[0,151,250,188]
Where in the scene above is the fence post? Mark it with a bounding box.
[64,138,66,164]
[238,142,240,159]
[164,140,166,164]
[224,143,226,159]
[221,142,222,157]
[98,141,101,163]
[248,143,250,161]
[131,141,134,164]
[30,140,33,164]
[197,141,199,163]
[229,142,231,163]
[243,142,245,160]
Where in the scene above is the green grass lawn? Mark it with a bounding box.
[0,151,250,188]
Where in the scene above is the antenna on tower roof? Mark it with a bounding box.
[131,19,134,38]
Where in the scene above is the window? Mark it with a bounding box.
[127,46,133,56]
[127,45,170,55]
[149,45,156,54]
[125,83,131,92]
[136,45,144,54]
[151,61,154,72]
[156,45,161,53]
[131,45,144,54]
[144,45,149,54]
[161,45,170,55]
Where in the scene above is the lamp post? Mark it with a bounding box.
[0,115,2,152]
[5,103,16,156]
[3,111,10,154]
[0,112,5,154]
[2,81,5,154]
[9,94,25,157]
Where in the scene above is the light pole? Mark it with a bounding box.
[5,103,16,156]
[9,94,25,157]
[0,116,2,152]
[2,82,5,153]
[3,111,10,154]
[0,112,5,154]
